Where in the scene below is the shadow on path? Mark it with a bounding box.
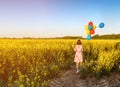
[47,65,120,87]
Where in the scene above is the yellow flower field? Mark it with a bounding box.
[0,39,120,86]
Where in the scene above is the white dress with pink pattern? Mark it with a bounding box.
[74,45,83,63]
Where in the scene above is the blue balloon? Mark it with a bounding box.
[86,35,91,40]
[88,26,93,30]
[99,23,105,28]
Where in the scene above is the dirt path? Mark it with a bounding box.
[47,65,120,87]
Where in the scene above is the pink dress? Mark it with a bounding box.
[74,45,83,63]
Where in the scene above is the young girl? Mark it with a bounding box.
[72,39,83,73]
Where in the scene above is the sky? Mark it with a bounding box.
[0,0,120,38]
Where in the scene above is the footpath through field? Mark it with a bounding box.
[47,65,120,87]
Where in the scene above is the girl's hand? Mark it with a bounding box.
[72,44,76,52]
[72,44,75,48]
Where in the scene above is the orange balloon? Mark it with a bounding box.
[88,21,93,26]
[90,29,95,34]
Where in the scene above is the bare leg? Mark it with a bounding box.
[79,62,82,70]
[76,62,79,71]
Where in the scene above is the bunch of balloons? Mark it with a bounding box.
[84,21,96,40]
[84,21,105,40]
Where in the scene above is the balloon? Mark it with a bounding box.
[86,35,91,40]
[88,21,93,26]
[86,30,90,35]
[84,25,89,30]
[90,29,95,34]
[93,25,96,30]
[99,23,105,28]
[88,26,93,30]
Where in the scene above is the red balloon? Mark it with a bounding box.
[88,21,93,26]
[90,29,95,34]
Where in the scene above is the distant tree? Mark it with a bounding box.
[62,36,83,39]
[92,33,120,39]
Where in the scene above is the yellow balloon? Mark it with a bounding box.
[93,25,96,30]
[86,30,90,35]
[84,25,89,30]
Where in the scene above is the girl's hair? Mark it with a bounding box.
[77,39,81,45]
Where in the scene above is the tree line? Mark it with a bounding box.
[92,34,120,39]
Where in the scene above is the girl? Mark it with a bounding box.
[72,39,83,73]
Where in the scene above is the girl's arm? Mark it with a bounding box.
[72,45,76,52]
[81,45,83,52]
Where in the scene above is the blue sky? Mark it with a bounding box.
[0,0,120,38]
